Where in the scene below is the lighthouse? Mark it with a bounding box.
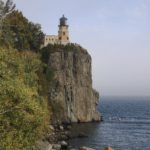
[44,15,70,46]
[58,15,70,45]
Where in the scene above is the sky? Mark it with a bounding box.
[13,0,150,96]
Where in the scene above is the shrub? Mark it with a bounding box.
[0,47,50,150]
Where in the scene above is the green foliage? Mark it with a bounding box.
[0,10,44,51]
[0,47,50,150]
[40,44,64,63]
[40,43,85,64]
[0,0,15,39]
[0,0,15,20]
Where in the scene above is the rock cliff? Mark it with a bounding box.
[47,44,100,123]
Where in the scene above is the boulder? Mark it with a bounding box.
[57,134,69,141]
[79,146,95,150]
[49,125,55,131]
[78,132,88,138]
[59,125,64,130]
[52,144,61,150]
[61,141,68,149]
[38,140,52,150]
[104,147,114,150]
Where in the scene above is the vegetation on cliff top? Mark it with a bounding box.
[41,43,88,64]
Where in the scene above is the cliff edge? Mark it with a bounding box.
[45,44,100,123]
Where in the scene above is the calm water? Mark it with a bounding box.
[69,96,150,150]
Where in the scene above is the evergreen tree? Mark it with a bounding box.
[0,0,15,19]
[0,10,44,51]
[0,0,15,37]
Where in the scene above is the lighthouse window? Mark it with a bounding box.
[59,37,62,40]
[63,32,65,35]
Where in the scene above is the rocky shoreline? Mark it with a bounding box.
[38,123,81,150]
[38,123,114,150]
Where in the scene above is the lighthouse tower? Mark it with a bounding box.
[58,15,70,45]
[43,15,70,47]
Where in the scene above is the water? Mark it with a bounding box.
[69,96,150,150]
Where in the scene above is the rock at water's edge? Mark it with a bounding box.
[105,147,114,150]
[80,146,95,150]
[37,140,52,150]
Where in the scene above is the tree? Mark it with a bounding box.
[0,10,44,51]
[0,0,15,19]
[0,0,15,36]
[28,22,44,51]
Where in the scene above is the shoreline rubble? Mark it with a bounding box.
[38,123,114,150]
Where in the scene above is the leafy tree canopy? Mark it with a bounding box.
[0,0,15,20]
[0,10,44,51]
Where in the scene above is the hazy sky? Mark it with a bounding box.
[13,0,150,96]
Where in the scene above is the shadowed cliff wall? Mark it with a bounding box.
[46,45,100,123]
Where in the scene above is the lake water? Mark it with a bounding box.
[69,96,150,150]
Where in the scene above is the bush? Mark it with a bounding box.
[0,47,50,150]
[40,43,86,64]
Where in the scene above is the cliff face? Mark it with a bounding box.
[48,45,100,123]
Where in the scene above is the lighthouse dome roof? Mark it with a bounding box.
[59,15,68,26]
